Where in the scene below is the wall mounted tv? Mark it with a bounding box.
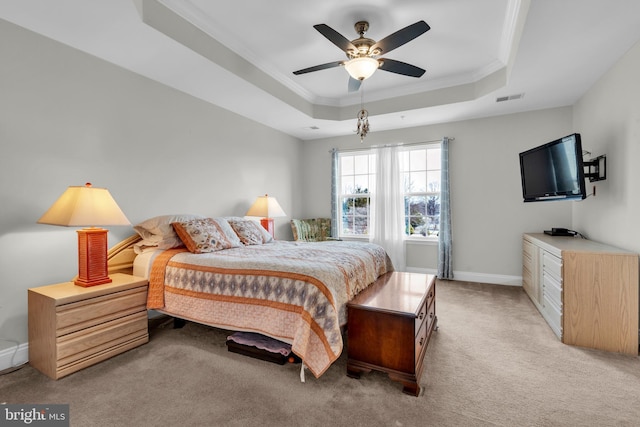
[519,133,587,202]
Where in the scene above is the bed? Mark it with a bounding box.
[107,215,393,378]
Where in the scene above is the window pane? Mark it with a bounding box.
[341,156,354,175]
[402,171,411,192]
[341,176,355,194]
[341,196,370,235]
[426,196,440,216]
[410,149,427,171]
[354,155,369,174]
[427,148,441,170]
[427,171,440,192]
[405,196,427,236]
[354,175,369,193]
[409,171,427,192]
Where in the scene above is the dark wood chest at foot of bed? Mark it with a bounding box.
[346,272,437,396]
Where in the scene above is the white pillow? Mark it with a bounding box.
[133,214,204,249]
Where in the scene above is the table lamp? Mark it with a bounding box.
[38,183,131,287]
[245,194,286,238]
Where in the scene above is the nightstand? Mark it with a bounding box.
[28,273,149,379]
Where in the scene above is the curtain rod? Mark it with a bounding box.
[331,137,454,153]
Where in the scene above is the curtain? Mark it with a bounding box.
[371,145,406,271]
[438,137,453,279]
[330,148,339,238]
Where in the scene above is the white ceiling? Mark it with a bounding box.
[2,0,640,141]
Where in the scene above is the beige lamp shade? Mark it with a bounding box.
[245,194,286,219]
[38,183,130,227]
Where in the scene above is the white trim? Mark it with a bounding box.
[405,267,523,287]
[0,341,29,372]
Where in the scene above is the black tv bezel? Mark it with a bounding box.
[519,133,587,202]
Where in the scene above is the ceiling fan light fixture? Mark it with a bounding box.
[344,57,379,81]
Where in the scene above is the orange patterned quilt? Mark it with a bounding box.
[146,240,392,377]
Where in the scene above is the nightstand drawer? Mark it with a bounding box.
[56,287,147,336]
[57,311,148,362]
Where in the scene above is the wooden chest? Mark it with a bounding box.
[347,272,437,396]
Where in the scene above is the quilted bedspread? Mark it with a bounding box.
[147,240,392,377]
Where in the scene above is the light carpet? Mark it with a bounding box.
[2,280,639,426]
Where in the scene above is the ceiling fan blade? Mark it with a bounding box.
[348,77,362,92]
[378,58,426,77]
[293,61,344,75]
[314,24,358,53]
[371,21,430,55]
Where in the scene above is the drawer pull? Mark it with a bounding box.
[419,337,424,346]
[429,312,434,319]
[418,312,424,320]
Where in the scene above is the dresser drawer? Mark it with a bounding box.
[542,251,562,282]
[523,239,534,270]
[56,311,148,363]
[543,273,562,309]
[542,293,562,339]
[56,287,147,336]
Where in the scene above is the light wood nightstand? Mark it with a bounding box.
[28,273,149,379]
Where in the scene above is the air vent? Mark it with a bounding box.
[496,93,524,102]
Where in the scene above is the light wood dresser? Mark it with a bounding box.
[347,272,437,396]
[523,233,639,355]
[28,273,149,379]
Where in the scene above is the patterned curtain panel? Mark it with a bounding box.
[330,148,338,238]
[438,137,454,279]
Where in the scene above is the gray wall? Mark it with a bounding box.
[0,20,300,361]
[572,39,640,252]
[299,108,574,282]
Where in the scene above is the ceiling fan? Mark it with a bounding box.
[293,20,430,92]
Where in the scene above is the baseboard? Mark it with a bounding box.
[405,267,523,286]
[0,341,29,372]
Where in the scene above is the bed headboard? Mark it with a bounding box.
[107,234,142,275]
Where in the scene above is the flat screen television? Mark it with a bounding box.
[519,133,587,202]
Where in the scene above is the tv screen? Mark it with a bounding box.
[519,133,586,202]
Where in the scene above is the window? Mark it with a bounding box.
[400,145,441,238]
[337,144,441,239]
[338,152,375,236]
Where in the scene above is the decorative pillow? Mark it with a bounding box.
[227,218,273,245]
[172,218,242,253]
[133,214,204,249]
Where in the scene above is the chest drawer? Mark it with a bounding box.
[415,284,436,332]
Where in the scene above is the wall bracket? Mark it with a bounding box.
[584,155,606,182]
